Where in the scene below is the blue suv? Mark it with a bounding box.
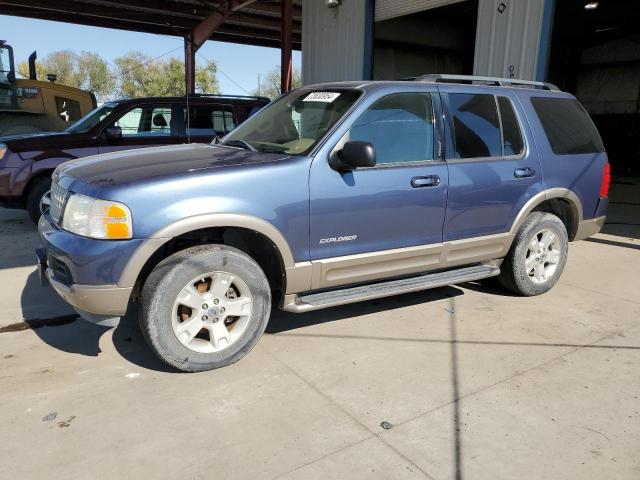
[37,75,609,372]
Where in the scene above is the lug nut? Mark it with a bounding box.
[202,303,208,309]
[213,298,219,305]
[202,315,209,321]
[213,317,219,323]
[220,307,225,313]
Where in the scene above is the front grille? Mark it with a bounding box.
[49,181,66,224]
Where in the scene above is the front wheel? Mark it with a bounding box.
[140,245,271,372]
[498,212,568,296]
[26,177,52,224]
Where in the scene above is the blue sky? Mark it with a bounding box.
[1,15,302,95]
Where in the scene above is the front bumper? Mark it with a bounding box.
[38,212,138,316]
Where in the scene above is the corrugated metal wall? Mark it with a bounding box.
[375,0,466,22]
[302,0,367,85]
[473,0,547,80]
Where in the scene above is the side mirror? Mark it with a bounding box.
[103,126,122,141]
[6,71,15,83]
[330,141,376,171]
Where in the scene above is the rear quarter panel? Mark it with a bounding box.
[515,90,607,220]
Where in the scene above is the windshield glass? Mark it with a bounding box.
[221,89,362,155]
[0,46,13,84]
[65,102,118,133]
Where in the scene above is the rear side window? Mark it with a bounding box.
[449,93,501,159]
[498,96,524,156]
[55,97,82,123]
[531,97,604,154]
[185,106,235,137]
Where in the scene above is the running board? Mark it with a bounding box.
[281,264,500,313]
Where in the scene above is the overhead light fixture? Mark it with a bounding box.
[584,2,599,9]
[326,0,341,7]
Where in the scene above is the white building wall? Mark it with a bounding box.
[302,0,368,85]
[473,0,547,80]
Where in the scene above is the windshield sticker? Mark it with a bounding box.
[304,92,341,103]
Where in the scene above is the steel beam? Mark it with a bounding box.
[280,0,293,93]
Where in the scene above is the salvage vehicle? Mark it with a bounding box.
[0,94,270,222]
[36,75,609,372]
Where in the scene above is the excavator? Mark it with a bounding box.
[0,40,96,136]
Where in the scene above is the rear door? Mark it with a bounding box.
[97,103,183,154]
[439,86,543,241]
[182,104,237,143]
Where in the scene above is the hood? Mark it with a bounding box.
[57,143,291,189]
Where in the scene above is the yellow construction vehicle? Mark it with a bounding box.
[0,40,96,136]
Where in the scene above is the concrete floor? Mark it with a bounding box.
[1,179,639,480]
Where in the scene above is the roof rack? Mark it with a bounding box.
[415,74,561,92]
[186,93,270,102]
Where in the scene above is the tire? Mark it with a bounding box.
[140,244,271,372]
[26,177,52,224]
[498,212,568,296]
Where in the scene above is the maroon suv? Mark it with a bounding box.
[0,94,269,222]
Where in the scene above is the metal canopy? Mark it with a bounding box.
[0,0,302,50]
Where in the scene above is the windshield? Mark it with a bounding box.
[0,46,13,84]
[221,89,362,155]
[65,102,118,133]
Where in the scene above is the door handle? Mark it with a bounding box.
[514,167,536,179]
[411,175,441,188]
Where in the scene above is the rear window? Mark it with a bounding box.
[449,93,502,159]
[531,97,604,155]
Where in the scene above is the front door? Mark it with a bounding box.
[98,104,183,154]
[309,91,448,263]
[439,87,543,241]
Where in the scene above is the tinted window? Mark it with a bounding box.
[185,106,235,137]
[449,93,501,159]
[349,93,434,165]
[531,97,604,154]
[498,96,524,156]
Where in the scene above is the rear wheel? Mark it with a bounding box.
[498,212,568,296]
[26,177,52,224]
[140,244,271,372]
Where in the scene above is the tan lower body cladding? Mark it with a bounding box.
[284,232,514,294]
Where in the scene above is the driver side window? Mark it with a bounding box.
[349,93,435,165]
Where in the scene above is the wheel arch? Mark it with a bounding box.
[119,214,296,297]
[510,188,583,241]
[22,168,54,204]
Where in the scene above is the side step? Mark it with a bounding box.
[282,264,500,313]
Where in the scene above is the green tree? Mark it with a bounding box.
[113,51,219,97]
[17,50,114,101]
[253,66,302,99]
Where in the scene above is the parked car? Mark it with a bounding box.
[37,75,609,372]
[0,94,270,222]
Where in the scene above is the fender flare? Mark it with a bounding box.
[118,213,295,288]
[510,187,583,235]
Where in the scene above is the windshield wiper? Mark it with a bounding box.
[222,139,257,152]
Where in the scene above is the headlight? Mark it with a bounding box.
[62,194,132,240]
[0,143,7,160]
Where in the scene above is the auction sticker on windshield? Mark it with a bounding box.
[304,92,341,102]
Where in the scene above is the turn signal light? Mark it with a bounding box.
[599,162,611,198]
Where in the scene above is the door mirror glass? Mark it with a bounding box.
[331,141,376,171]
[103,126,122,141]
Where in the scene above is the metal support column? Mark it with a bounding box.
[281,0,293,93]
[184,34,196,95]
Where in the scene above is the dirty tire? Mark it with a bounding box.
[26,177,52,224]
[140,244,271,372]
[498,212,568,296]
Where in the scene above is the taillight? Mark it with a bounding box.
[599,162,611,197]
